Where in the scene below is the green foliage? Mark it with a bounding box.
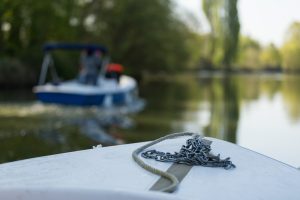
[0,0,78,56]
[94,0,192,74]
[202,0,224,67]
[260,43,281,69]
[236,36,261,69]
[0,58,35,87]
[202,0,240,69]
[222,0,240,68]
[186,32,204,69]
[202,0,220,60]
[0,0,198,86]
[0,0,81,84]
[281,22,300,71]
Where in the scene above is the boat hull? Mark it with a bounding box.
[0,137,300,200]
[33,75,137,106]
[35,91,128,106]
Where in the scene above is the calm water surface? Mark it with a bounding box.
[0,74,300,167]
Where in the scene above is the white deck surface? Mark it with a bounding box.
[0,137,300,200]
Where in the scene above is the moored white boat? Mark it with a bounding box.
[33,43,139,107]
[33,75,138,107]
[0,135,299,200]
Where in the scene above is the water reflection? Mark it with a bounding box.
[282,75,300,121]
[203,75,239,143]
[0,74,300,167]
[0,101,144,163]
[120,74,300,167]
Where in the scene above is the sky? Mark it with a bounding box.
[175,0,300,46]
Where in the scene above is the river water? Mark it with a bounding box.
[0,74,300,167]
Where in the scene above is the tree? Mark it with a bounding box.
[202,0,240,70]
[260,43,281,69]
[202,0,221,65]
[0,0,199,86]
[93,0,192,75]
[222,0,240,69]
[281,22,300,71]
[236,36,261,69]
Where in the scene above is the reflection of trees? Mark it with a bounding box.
[0,106,124,163]
[233,74,300,123]
[205,76,239,143]
[116,74,298,145]
[237,75,260,101]
[0,115,96,164]
[259,76,281,100]
[122,76,203,142]
[282,75,300,121]
[3,74,299,164]
[223,76,239,142]
[237,75,280,101]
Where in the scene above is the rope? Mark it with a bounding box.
[132,132,197,193]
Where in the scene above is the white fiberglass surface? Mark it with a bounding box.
[0,138,300,200]
[35,75,136,94]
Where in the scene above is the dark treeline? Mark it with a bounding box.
[1,0,300,88]
[0,0,201,87]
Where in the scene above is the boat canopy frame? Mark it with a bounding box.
[38,43,109,85]
[43,43,108,54]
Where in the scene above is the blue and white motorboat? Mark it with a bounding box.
[33,43,138,107]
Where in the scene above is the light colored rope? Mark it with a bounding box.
[132,132,199,193]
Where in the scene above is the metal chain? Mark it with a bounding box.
[132,132,235,193]
[141,135,235,169]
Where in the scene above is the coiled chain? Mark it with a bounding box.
[141,135,235,169]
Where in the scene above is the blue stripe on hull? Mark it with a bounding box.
[35,92,127,106]
[112,93,126,105]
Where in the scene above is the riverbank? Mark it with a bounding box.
[1,62,300,89]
